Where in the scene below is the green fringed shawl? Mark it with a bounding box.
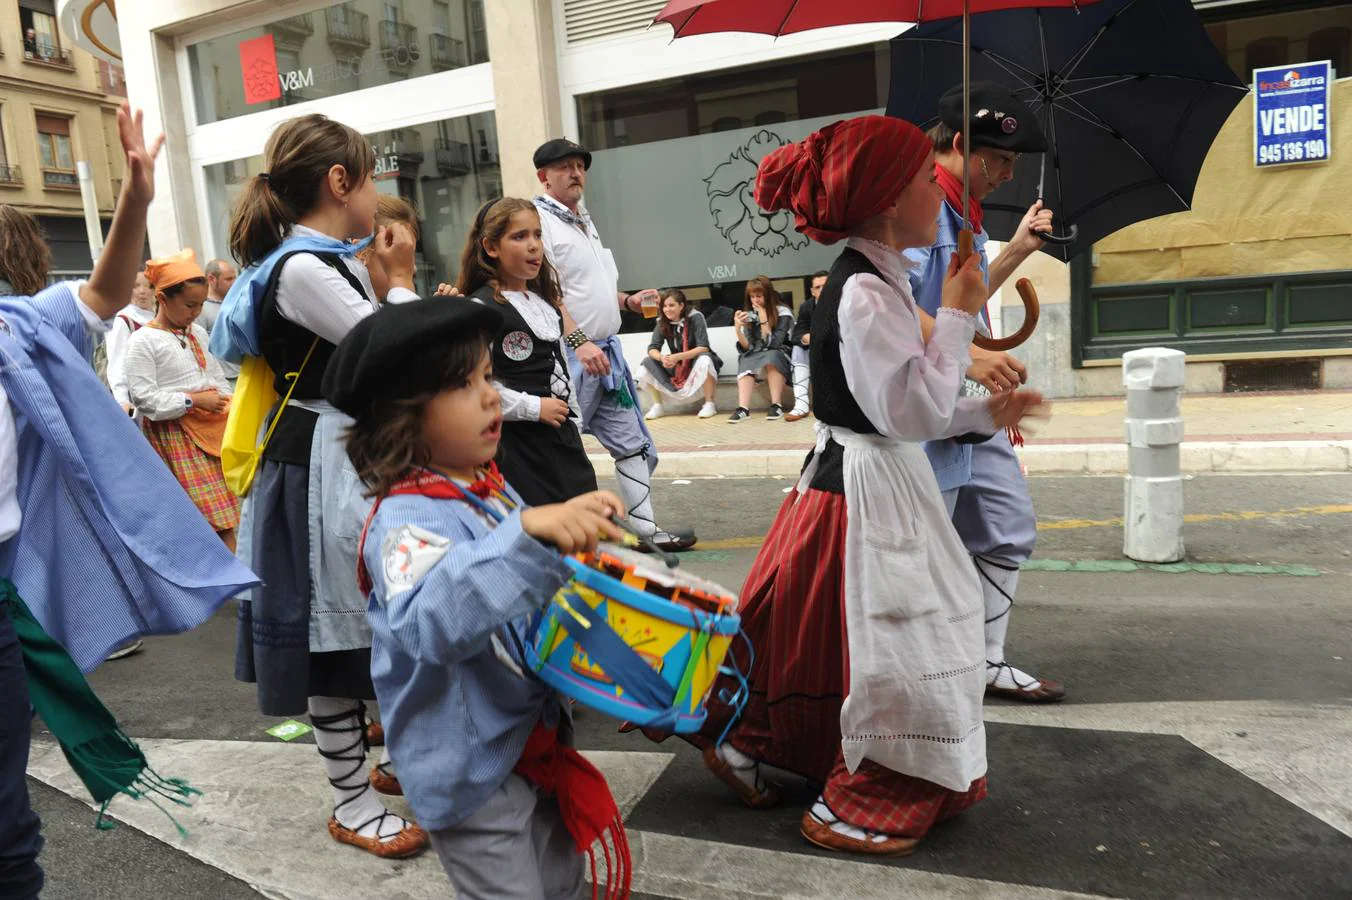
[2,580,201,834]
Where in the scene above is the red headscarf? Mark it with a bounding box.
[754,115,931,245]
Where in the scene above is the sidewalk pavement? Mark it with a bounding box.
[584,390,1352,478]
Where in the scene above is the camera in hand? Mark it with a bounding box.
[746,311,760,326]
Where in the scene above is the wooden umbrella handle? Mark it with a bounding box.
[974,278,1039,352]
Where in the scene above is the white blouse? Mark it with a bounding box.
[492,290,579,423]
[106,304,155,406]
[837,237,995,441]
[124,323,233,421]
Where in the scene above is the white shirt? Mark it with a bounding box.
[493,290,579,423]
[0,283,112,542]
[274,225,419,347]
[199,297,241,380]
[535,199,621,341]
[124,323,233,421]
[838,237,994,440]
[106,304,155,406]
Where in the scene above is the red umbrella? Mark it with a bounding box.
[655,0,1102,350]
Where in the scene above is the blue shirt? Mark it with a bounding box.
[362,483,576,830]
[903,201,990,493]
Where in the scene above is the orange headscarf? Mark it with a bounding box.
[143,248,205,293]
[754,115,931,245]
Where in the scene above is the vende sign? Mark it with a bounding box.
[1254,60,1333,167]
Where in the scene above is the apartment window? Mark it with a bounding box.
[19,0,71,66]
[0,113,18,186]
[36,114,77,189]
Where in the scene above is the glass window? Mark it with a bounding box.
[1204,3,1352,80]
[202,111,500,298]
[187,0,487,126]
[35,115,73,172]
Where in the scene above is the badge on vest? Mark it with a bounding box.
[502,330,534,362]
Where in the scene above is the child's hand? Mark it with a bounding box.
[434,282,462,297]
[522,491,625,555]
[374,223,416,288]
[986,388,1048,430]
[538,397,570,427]
[940,250,988,318]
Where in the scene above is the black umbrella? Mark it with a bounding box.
[886,0,1248,261]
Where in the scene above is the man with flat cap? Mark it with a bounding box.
[905,81,1066,703]
[532,138,696,552]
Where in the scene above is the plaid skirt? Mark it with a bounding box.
[701,486,986,837]
[142,419,241,531]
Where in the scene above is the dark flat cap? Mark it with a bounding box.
[939,83,1047,154]
[322,299,503,418]
[533,138,592,171]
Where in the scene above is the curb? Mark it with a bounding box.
[588,440,1352,478]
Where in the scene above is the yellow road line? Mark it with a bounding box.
[698,504,1352,549]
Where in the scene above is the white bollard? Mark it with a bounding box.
[1122,348,1185,562]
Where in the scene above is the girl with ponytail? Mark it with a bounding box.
[210,113,428,860]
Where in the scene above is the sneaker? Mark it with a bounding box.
[644,402,665,421]
[728,407,750,423]
[697,401,718,419]
[105,639,144,661]
[766,404,784,420]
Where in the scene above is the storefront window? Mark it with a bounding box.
[187,0,489,126]
[576,44,888,330]
[1205,4,1352,80]
[202,111,500,297]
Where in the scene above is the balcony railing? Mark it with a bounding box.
[23,39,74,69]
[435,139,472,176]
[271,13,315,39]
[0,165,21,186]
[379,20,419,70]
[325,8,370,50]
[429,33,467,72]
[42,168,80,189]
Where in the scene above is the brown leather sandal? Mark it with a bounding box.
[703,745,779,809]
[365,721,385,746]
[985,663,1067,703]
[799,809,918,858]
[369,763,403,796]
[327,816,428,859]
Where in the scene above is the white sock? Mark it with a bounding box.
[716,744,761,791]
[977,559,1041,691]
[791,362,810,415]
[309,697,407,841]
[614,454,659,538]
[810,798,891,844]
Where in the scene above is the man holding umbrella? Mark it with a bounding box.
[905,82,1065,703]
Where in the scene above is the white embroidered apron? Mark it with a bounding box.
[798,423,987,792]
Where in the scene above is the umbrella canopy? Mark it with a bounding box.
[655,0,1095,37]
[887,0,1249,261]
[57,0,120,63]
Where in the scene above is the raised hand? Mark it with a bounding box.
[117,101,165,207]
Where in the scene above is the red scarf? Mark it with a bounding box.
[934,162,984,235]
[514,723,632,900]
[355,464,510,595]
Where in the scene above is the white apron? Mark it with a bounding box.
[798,423,987,792]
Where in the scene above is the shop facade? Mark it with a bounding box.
[119,0,1351,395]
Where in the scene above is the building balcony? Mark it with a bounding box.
[390,129,425,166]
[429,33,467,72]
[379,20,418,71]
[325,8,370,51]
[0,165,21,187]
[23,39,74,69]
[42,168,80,190]
[270,13,315,41]
[476,144,499,167]
[435,138,472,176]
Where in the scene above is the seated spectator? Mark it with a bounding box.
[637,288,721,420]
[787,270,826,422]
[728,275,793,423]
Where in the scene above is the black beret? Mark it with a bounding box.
[939,82,1047,154]
[533,138,592,171]
[322,298,503,418]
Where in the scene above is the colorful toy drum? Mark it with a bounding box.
[525,543,740,734]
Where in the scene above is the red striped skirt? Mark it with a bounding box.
[702,487,986,837]
[142,419,241,531]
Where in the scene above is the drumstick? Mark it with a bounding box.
[611,516,680,569]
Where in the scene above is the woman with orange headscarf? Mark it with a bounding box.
[691,115,1047,856]
[125,249,240,549]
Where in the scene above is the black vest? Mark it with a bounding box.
[809,248,883,436]
[473,286,567,401]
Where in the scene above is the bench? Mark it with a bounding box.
[618,326,787,414]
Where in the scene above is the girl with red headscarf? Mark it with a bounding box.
[693,115,1046,856]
